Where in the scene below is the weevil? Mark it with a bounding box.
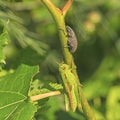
[66,26,78,53]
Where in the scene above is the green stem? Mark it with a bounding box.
[41,0,72,65]
[41,0,96,120]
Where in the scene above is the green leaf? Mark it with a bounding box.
[0,91,26,120]
[106,86,120,120]
[8,102,37,120]
[0,64,38,95]
[0,64,39,120]
[83,56,120,99]
[0,30,8,70]
[0,91,26,109]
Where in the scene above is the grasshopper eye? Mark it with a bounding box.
[62,66,66,70]
[66,26,78,53]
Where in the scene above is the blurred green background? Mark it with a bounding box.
[0,0,120,120]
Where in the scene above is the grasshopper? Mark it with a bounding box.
[59,63,82,112]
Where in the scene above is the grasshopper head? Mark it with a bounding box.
[59,63,70,73]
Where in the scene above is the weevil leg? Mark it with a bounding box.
[59,27,71,51]
[58,28,67,36]
[58,27,70,37]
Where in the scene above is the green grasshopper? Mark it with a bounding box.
[59,63,82,112]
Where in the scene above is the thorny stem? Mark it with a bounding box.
[39,0,96,120]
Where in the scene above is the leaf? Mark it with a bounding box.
[0,30,8,70]
[7,102,37,120]
[0,64,38,95]
[0,91,26,120]
[83,55,120,99]
[106,86,120,120]
[0,64,39,120]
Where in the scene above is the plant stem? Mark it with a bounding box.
[41,0,96,119]
[31,91,61,101]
